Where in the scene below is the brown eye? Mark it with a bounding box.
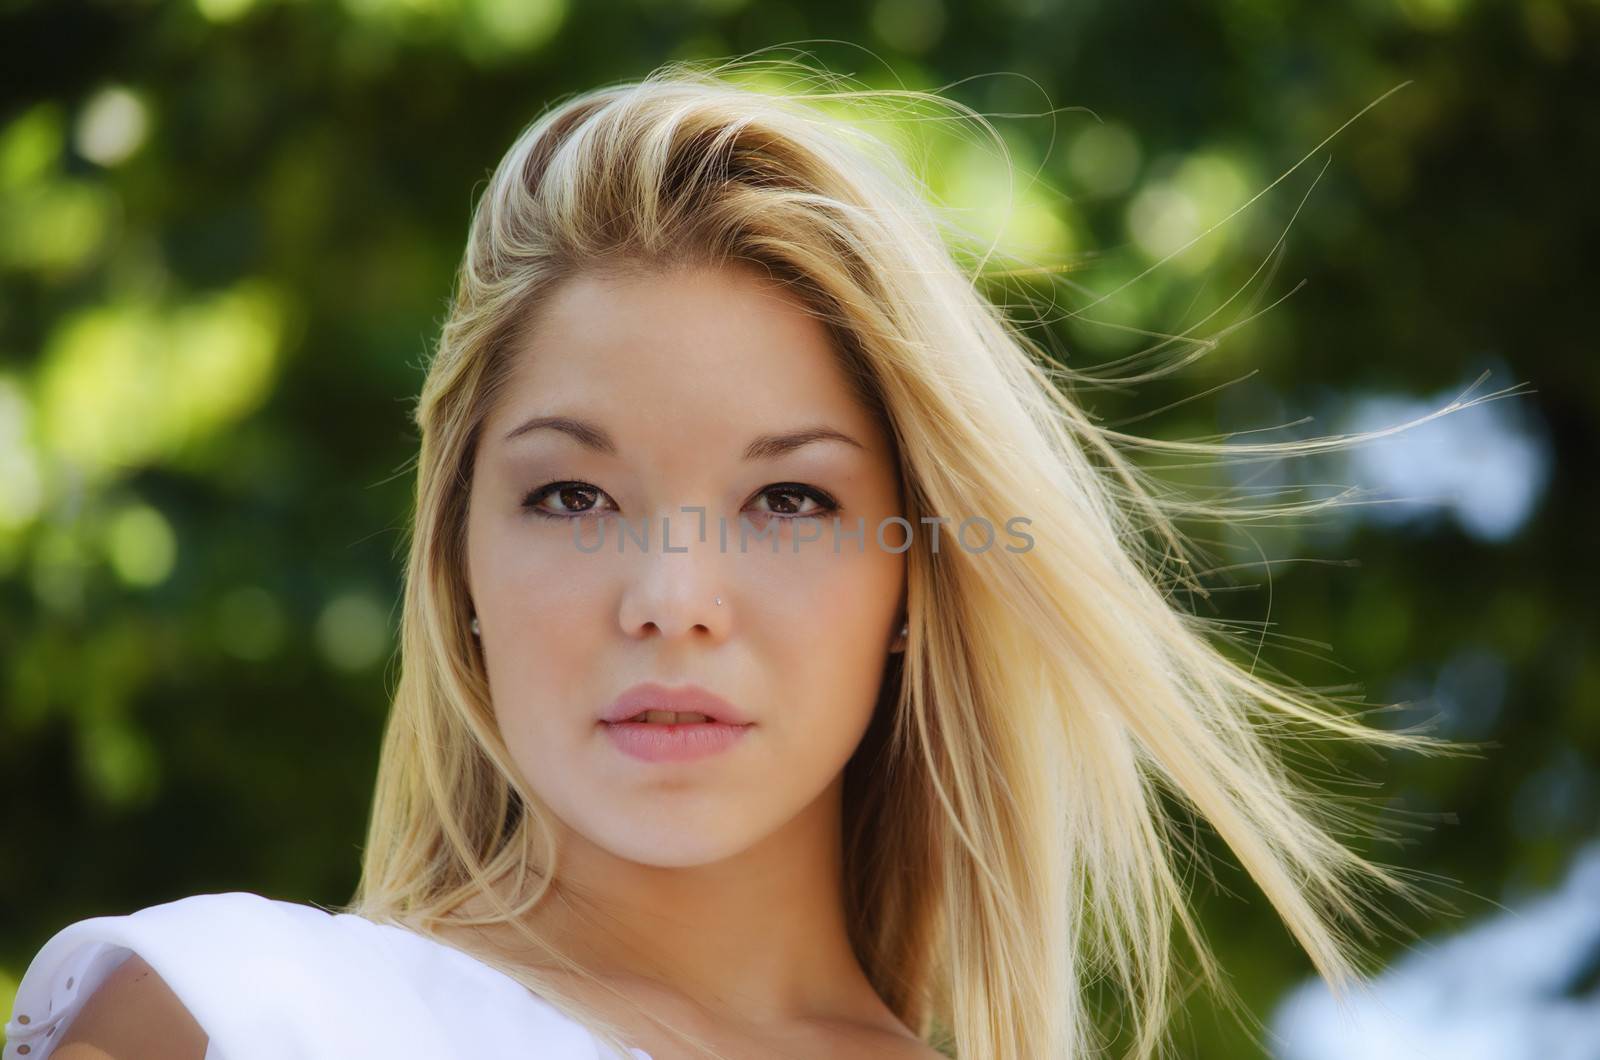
[751,484,838,518]
[523,481,614,519]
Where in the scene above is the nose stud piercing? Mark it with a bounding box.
[715,597,722,606]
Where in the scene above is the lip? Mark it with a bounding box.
[602,719,752,763]
[599,682,754,726]
[599,682,754,764]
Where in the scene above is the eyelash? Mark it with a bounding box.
[520,480,841,522]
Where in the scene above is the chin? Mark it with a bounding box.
[588,819,767,869]
[530,778,770,866]
[621,841,752,870]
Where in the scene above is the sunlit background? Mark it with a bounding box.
[2,1,1595,1056]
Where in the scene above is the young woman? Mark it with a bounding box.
[5,58,1469,1060]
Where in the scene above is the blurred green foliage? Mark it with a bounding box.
[2,0,1595,1055]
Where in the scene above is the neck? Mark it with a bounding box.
[476,774,889,1029]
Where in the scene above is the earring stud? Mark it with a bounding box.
[470,616,481,636]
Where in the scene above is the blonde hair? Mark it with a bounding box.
[343,55,1510,1059]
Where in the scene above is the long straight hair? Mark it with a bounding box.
[344,56,1501,1059]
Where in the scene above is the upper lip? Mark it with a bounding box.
[601,682,754,725]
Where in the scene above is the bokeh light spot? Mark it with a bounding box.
[1065,121,1141,198]
[315,591,391,672]
[105,503,177,587]
[75,86,151,167]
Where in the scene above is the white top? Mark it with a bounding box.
[2,891,654,1060]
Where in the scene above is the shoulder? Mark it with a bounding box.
[1,891,456,1060]
[4,892,625,1060]
[48,953,207,1060]
[3,892,268,1060]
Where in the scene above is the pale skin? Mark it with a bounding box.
[452,261,931,1059]
[53,262,939,1059]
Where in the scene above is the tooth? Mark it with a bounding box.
[626,710,713,725]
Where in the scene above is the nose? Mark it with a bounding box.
[616,506,731,643]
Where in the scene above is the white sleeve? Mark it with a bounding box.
[2,892,460,1060]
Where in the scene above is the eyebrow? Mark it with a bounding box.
[501,415,865,461]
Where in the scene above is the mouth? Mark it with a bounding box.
[599,682,754,727]
[600,715,752,763]
[599,683,754,763]
[613,710,712,724]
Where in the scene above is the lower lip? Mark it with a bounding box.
[602,720,753,762]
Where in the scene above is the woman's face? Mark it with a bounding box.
[465,262,906,868]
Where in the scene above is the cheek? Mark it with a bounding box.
[475,510,614,628]
[472,524,612,760]
[749,540,904,753]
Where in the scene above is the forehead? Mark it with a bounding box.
[490,262,887,452]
